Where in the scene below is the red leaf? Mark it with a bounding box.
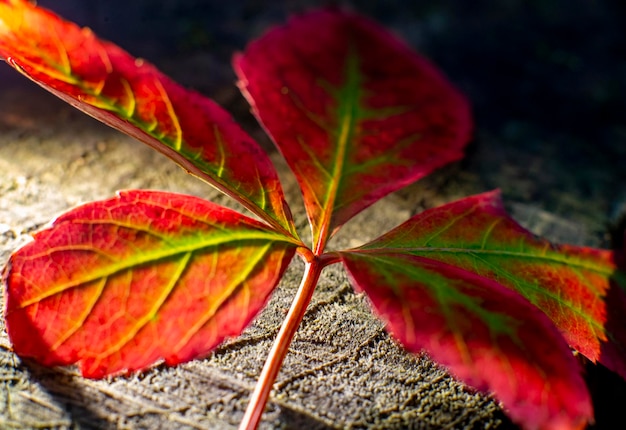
[341,251,593,430]
[235,9,471,252]
[355,190,626,379]
[0,0,296,236]
[3,190,297,378]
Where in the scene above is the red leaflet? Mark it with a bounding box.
[352,190,626,378]
[0,0,296,236]
[3,190,297,377]
[235,9,471,252]
[341,252,593,430]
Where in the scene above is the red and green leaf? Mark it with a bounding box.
[235,9,471,252]
[3,190,297,378]
[341,251,593,430]
[0,0,296,236]
[351,190,626,378]
[3,3,624,429]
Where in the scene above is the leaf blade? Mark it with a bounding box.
[3,190,297,378]
[0,0,296,235]
[356,190,626,379]
[341,251,593,430]
[235,9,471,251]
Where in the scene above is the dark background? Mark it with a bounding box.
[35,0,626,136]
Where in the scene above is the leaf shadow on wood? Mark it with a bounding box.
[585,360,626,430]
[16,361,117,430]
[588,248,626,429]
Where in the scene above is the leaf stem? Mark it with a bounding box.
[239,251,323,430]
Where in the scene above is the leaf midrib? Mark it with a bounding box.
[351,247,613,337]
[20,230,293,307]
[355,246,615,276]
[315,49,361,253]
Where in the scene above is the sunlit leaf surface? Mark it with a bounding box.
[354,190,626,378]
[0,0,296,235]
[4,190,297,378]
[235,9,471,252]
